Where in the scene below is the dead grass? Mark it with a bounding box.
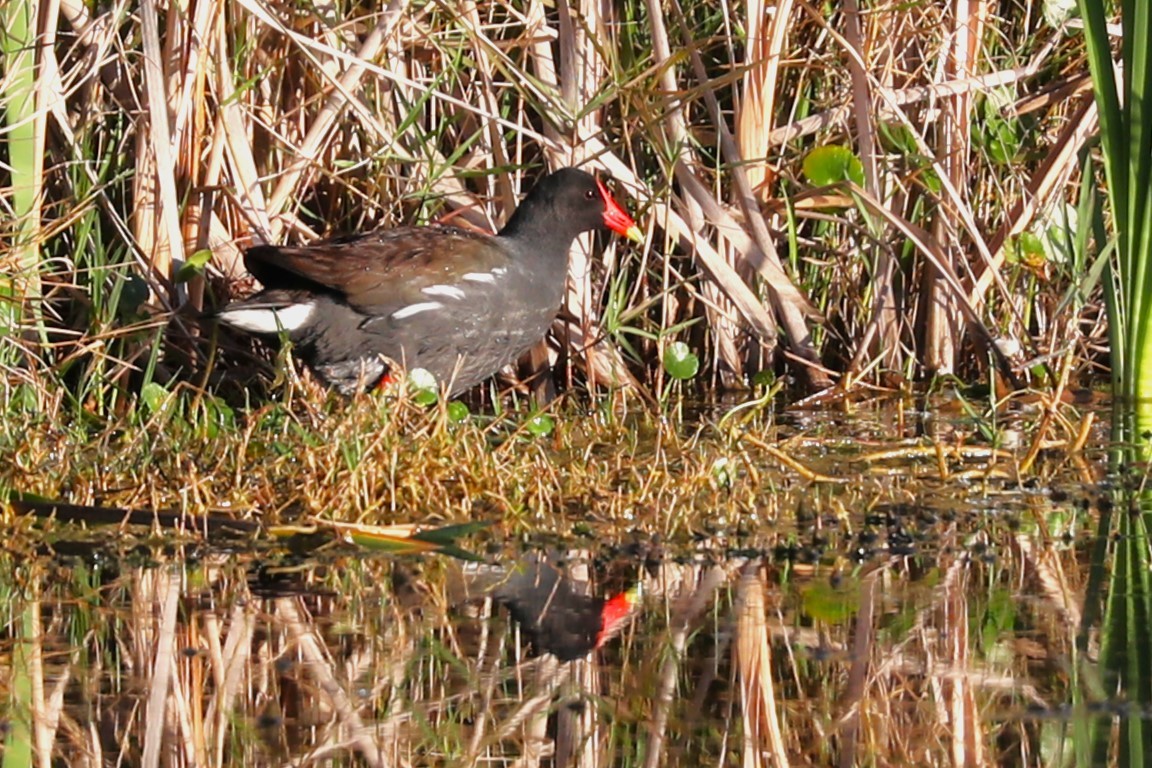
[0,0,1106,402]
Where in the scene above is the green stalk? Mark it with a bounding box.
[2,604,35,768]
[0,0,43,365]
[1080,0,1152,434]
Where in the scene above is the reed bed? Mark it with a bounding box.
[0,0,1104,406]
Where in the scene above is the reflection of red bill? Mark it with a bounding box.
[596,584,642,649]
[491,554,643,661]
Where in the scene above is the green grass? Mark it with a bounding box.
[1078,0,1152,436]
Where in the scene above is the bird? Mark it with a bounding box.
[215,168,642,396]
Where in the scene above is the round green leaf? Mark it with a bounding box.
[802,145,865,187]
[751,369,776,389]
[525,413,555,438]
[663,341,700,380]
[447,401,470,423]
[1018,232,1046,260]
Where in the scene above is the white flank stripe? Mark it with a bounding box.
[220,301,315,333]
[391,301,443,320]
[422,284,467,300]
[461,272,496,284]
[492,267,507,276]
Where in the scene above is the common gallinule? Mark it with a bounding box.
[216,168,642,395]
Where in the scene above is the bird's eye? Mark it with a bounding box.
[585,189,597,200]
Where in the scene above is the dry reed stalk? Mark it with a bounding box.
[456,3,514,198]
[671,0,833,388]
[691,11,838,391]
[659,182,780,344]
[565,658,606,767]
[186,616,211,765]
[797,0,1030,377]
[918,0,989,375]
[168,635,205,768]
[638,0,701,397]
[645,562,735,768]
[42,647,73,768]
[197,113,245,278]
[463,596,498,766]
[200,609,226,762]
[836,571,876,768]
[19,595,51,768]
[259,1,407,229]
[766,65,1051,148]
[731,0,797,384]
[644,0,751,386]
[847,183,1021,386]
[870,83,1015,332]
[737,0,790,201]
[495,655,567,768]
[140,568,181,768]
[171,0,215,312]
[1017,343,1084,471]
[734,563,790,768]
[666,0,749,385]
[554,552,598,768]
[1013,533,1083,632]
[522,1,641,393]
[138,0,185,290]
[841,0,903,375]
[212,31,272,248]
[945,559,984,767]
[275,596,399,767]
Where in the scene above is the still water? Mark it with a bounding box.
[0,402,1136,766]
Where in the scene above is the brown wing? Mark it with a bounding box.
[244,226,510,312]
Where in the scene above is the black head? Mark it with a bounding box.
[498,168,640,246]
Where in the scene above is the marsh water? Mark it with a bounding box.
[1,399,1141,766]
